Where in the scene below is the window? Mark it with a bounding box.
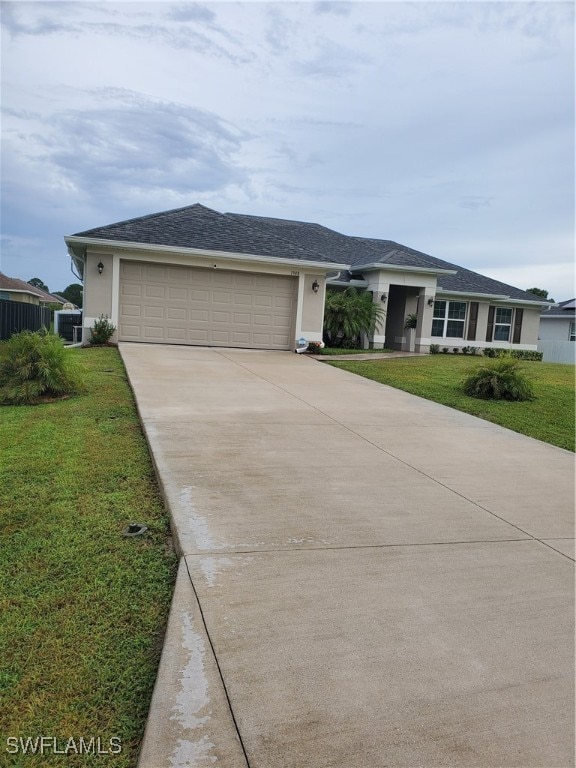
[570,322,575,342]
[494,307,513,341]
[0,291,10,301]
[432,300,466,338]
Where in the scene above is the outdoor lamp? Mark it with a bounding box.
[381,293,387,302]
[428,297,435,306]
[312,280,319,293]
[97,261,104,275]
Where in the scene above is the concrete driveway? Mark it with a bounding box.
[120,344,575,768]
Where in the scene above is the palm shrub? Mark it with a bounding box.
[323,287,386,347]
[0,330,86,405]
[462,358,535,402]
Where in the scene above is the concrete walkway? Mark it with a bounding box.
[119,344,575,768]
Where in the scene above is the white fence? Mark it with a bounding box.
[537,340,575,364]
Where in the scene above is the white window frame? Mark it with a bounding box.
[493,307,513,342]
[431,300,467,338]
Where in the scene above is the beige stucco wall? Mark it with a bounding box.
[300,274,326,341]
[84,252,113,318]
[520,308,541,344]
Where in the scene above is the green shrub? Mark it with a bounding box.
[462,358,535,401]
[429,344,440,354]
[452,347,459,354]
[404,313,418,329]
[510,350,543,361]
[307,342,323,354]
[481,348,542,362]
[89,314,117,345]
[0,330,86,405]
[442,347,449,354]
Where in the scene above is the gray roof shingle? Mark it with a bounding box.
[540,299,576,317]
[72,204,547,302]
[73,204,340,265]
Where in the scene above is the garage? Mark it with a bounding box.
[118,260,297,349]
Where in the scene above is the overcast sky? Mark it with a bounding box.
[1,1,574,300]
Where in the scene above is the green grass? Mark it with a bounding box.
[0,348,177,766]
[328,355,575,451]
[321,347,394,355]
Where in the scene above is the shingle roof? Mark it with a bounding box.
[71,204,547,302]
[72,204,341,265]
[540,299,576,317]
[227,215,546,302]
[0,272,63,303]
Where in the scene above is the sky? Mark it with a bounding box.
[1,0,574,300]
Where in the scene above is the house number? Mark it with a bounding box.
[291,270,300,276]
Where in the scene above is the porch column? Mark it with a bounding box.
[369,280,389,349]
[415,287,435,353]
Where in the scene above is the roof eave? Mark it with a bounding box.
[352,262,458,276]
[437,288,550,305]
[63,236,348,272]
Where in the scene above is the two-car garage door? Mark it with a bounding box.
[118,261,296,349]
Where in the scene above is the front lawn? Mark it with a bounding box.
[320,347,394,355]
[0,347,177,766]
[328,355,575,451]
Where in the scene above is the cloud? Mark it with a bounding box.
[313,2,352,17]
[166,3,216,24]
[4,90,251,210]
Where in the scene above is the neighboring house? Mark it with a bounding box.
[0,273,65,340]
[538,299,576,364]
[64,204,548,351]
[0,273,65,306]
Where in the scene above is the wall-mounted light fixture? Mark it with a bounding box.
[312,279,320,293]
[381,292,387,303]
[97,261,104,275]
[428,297,435,306]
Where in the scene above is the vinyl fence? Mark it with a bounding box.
[537,340,576,365]
[0,300,51,341]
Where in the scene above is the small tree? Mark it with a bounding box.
[323,288,386,348]
[0,330,86,405]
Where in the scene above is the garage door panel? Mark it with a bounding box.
[119,261,295,349]
[168,286,187,301]
[167,308,187,321]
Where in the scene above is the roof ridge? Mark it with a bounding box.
[73,203,212,236]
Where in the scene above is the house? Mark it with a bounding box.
[0,273,65,306]
[0,273,65,340]
[538,299,576,364]
[64,204,548,351]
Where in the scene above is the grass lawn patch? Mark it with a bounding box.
[321,347,394,355]
[0,347,177,767]
[328,355,575,451]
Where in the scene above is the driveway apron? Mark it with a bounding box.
[120,344,575,768]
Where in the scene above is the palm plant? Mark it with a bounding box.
[462,358,535,401]
[0,330,86,405]
[323,287,386,348]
